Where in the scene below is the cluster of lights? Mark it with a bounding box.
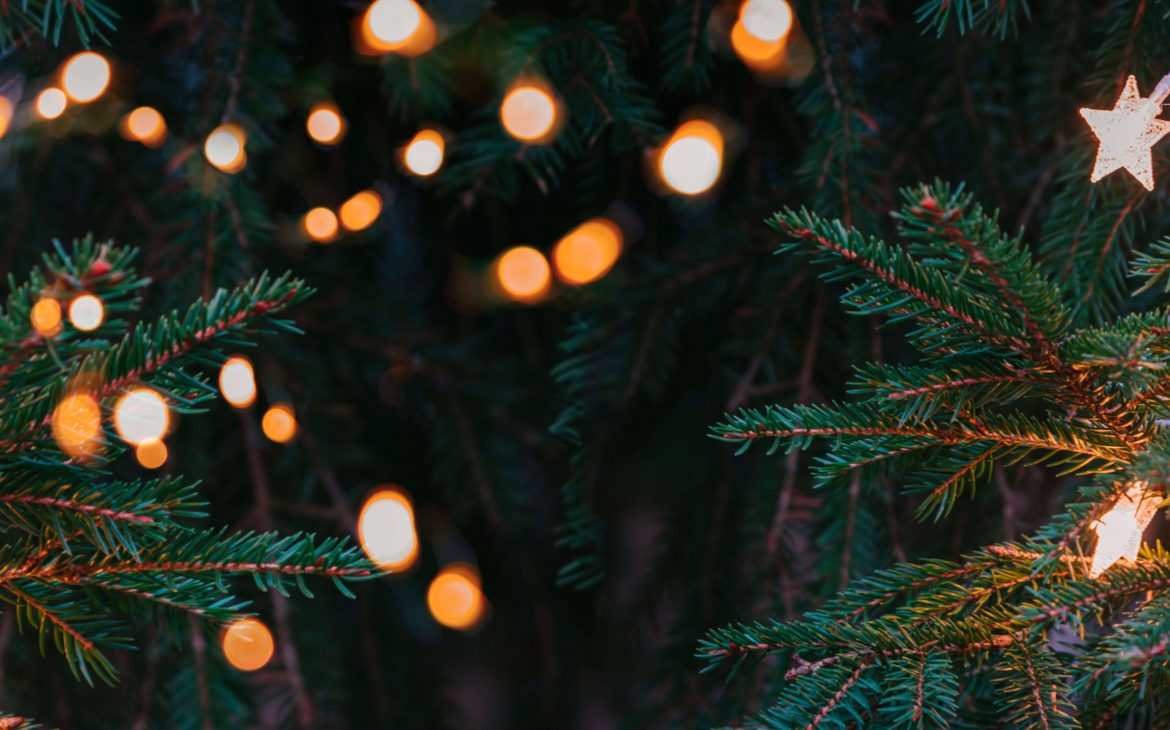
[491,216,626,305]
[31,292,105,338]
[216,357,300,445]
[358,0,435,57]
[50,382,171,464]
[302,189,384,243]
[32,51,112,122]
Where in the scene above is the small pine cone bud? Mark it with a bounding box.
[88,259,112,277]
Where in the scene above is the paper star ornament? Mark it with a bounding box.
[1088,482,1159,578]
[1080,75,1170,191]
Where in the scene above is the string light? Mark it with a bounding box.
[427,563,486,630]
[68,294,104,331]
[61,51,111,103]
[1089,482,1158,578]
[219,356,257,408]
[500,84,559,143]
[113,388,169,446]
[358,487,419,572]
[0,96,13,139]
[35,88,67,120]
[30,297,62,337]
[360,0,435,56]
[120,106,167,148]
[222,618,275,672]
[552,218,623,285]
[1080,74,1170,191]
[204,123,247,174]
[402,129,444,177]
[306,102,346,145]
[52,391,102,460]
[495,246,551,303]
[261,403,297,443]
[739,0,793,42]
[135,439,168,469]
[658,120,724,196]
[339,190,383,231]
[303,207,339,243]
[731,5,789,70]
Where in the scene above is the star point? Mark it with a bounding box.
[1080,75,1170,191]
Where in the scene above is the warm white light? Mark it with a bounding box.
[36,88,67,120]
[358,488,418,572]
[303,207,339,243]
[403,129,444,176]
[500,86,558,143]
[113,388,169,446]
[366,0,422,44]
[1089,483,1157,578]
[495,246,551,303]
[219,356,257,408]
[120,106,167,147]
[204,124,247,173]
[1080,75,1170,191]
[61,51,111,103]
[306,103,345,145]
[68,294,104,331]
[740,0,793,42]
[659,120,724,195]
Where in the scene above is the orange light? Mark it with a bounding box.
[658,120,724,196]
[0,96,13,139]
[358,0,436,56]
[61,51,111,103]
[135,439,168,469]
[427,563,485,630]
[303,207,339,242]
[730,18,786,67]
[261,403,297,444]
[113,388,169,446]
[739,0,793,42]
[358,487,419,572]
[219,356,257,408]
[495,246,551,303]
[222,618,274,672]
[35,88,67,120]
[120,106,167,148]
[68,294,104,331]
[30,297,62,336]
[306,102,346,145]
[52,391,103,460]
[552,218,623,285]
[204,123,247,174]
[339,190,383,231]
[500,85,559,143]
[402,129,444,176]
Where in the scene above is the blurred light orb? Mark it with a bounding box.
[219,356,257,408]
[500,86,557,143]
[68,294,104,331]
[36,88,67,120]
[222,618,275,672]
[31,297,63,336]
[659,120,724,195]
[0,96,13,139]
[204,124,247,173]
[730,17,785,66]
[403,129,444,177]
[303,207,339,242]
[135,439,168,469]
[306,103,346,145]
[496,246,551,303]
[114,388,169,446]
[740,0,793,42]
[553,218,623,285]
[52,392,102,459]
[358,488,419,572]
[121,106,167,147]
[427,564,485,630]
[339,190,383,231]
[366,0,421,44]
[61,51,111,103]
[261,403,298,443]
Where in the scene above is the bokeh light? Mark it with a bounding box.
[204,123,247,174]
[0,96,13,139]
[358,487,419,572]
[339,190,383,231]
[403,129,444,177]
[427,563,486,630]
[495,246,551,303]
[61,51,111,103]
[306,102,346,145]
[222,618,275,672]
[261,403,297,443]
[30,297,62,337]
[360,0,435,56]
[135,439,168,469]
[219,356,257,408]
[120,106,167,148]
[52,391,102,459]
[303,207,339,242]
[552,218,623,285]
[740,0,793,42]
[500,85,558,143]
[113,388,169,446]
[658,120,724,196]
[36,88,67,120]
[68,294,104,331]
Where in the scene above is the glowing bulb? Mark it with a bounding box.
[731,17,786,68]
[1089,483,1158,578]
[0,96,13,139]
[427,564,485,630]
[61,51,111,103]
[339,190,383,232]
[553,218,623,285]
[500,85,558,143]
[52,392,102,459]
[30,297,62,336]
[68,294,104,331]
[403,129,444,176]
[36,88,67,120]
[135,439,168,469]
[120,106,167,147]
[219,356,257,408]
[222,618,274,672]
[360,0,435,56]
[496,246,551,303]
[1080,76,1170,191]
[261,403,297,444]
[740,0,793,42]
[303,207,339,242]
[306,103,345,145]
[659,120,724,195]
[358,487,419,572]
[113,388,169,446]
[204,123,247,174]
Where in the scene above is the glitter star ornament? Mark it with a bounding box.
[1088,482,1159,578]
[1080,75,1170,191]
